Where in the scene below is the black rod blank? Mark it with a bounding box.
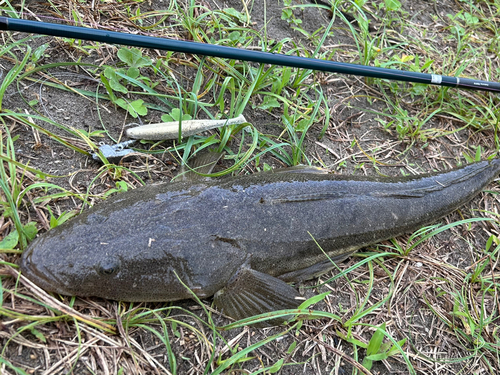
[1,16,499,93]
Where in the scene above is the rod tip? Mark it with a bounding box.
[0,17,8,31]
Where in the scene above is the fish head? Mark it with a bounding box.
[20,217,222,302]
[20,227,130,299]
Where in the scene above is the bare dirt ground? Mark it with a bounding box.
[1,0,499,374]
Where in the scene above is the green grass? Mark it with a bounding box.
[0,0,499,374]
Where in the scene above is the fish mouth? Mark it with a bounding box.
[20,246,71,296]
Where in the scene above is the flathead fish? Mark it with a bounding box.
[21,159,500,322]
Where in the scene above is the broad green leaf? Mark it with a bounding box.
[223,8,249,23]
[23,222,38,241]
[385,0,401,11]
[32,43,49,62]
[161,108,192,122]
[117,47,151,68]
[127,67,140,79]
[256,96,280,110]
[0,230,19,249]
[115,99,148,118]
[104,67,128,94]
[130,99,148,117]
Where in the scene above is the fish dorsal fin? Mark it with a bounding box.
[370,185,443,198]
[265,192,352,204]
[371,162,492,199]
[213,264,303,326]
[259,166,332,204]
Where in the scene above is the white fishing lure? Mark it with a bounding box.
[126,114,247,140]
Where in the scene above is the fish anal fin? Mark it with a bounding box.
[214,265,302,326]
[278,252,354,283]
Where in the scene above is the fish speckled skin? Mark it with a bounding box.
[21,159,500,320]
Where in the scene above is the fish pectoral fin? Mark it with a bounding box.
[178,150,224,181]
[213,265,303,325]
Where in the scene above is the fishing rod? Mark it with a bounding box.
[1,16,499,93]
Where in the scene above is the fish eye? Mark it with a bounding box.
[99,259,120,276]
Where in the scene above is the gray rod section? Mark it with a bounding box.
[1,17,499,93]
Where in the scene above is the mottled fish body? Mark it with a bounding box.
[21,159,500,322]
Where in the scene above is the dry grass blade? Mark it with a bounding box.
[312,336,375,375]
